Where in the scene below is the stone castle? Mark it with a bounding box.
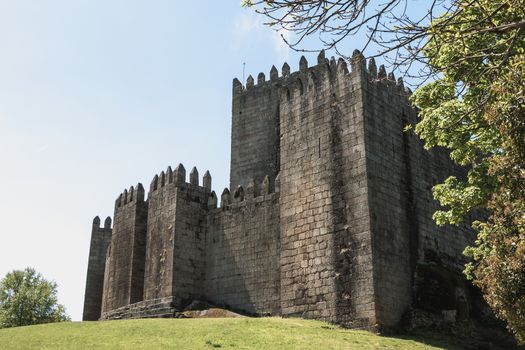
[83,50,478,330]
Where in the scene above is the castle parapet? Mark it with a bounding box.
[91,215,112,232]
[115,184,146,210]
[148,164,212,197]
[366,57,411,96]
[219,174,279,210]
[233,49,410,109]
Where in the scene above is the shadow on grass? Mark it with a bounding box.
[393,329,523,350]
[398,331,472,350]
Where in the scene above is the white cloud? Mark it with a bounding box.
[272,28,292,63]
[233,11,292,62]
[233,11,263,46]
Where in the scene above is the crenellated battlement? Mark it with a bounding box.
[367,57,411,95]
[115,184,146,210]
[92,216,112,230]
[217,174,280,210]
[148,164,212,195]
[233,50,354,95]
[234,49,411,109]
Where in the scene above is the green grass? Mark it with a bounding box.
[0,317,464,350]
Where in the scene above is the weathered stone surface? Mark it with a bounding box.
[83,54,478,332]
[206,192,281,315]
[361,67,476,328]
[101,184,147,314]
[230,70,280,190]
[82,217,112,321]
[142,175,209,307]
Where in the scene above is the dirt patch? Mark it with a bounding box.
[182,308,245,318]
[178,300,246,318]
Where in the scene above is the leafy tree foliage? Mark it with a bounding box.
[244,0,525,342]
[460,57,525,343]
[0,268,70,328]
[411,2,524,342]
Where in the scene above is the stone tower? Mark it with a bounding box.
[100,184,148,314]
[82,216,112,321]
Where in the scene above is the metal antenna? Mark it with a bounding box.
[242,62,246,85]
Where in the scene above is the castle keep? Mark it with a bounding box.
[83,51,477,330]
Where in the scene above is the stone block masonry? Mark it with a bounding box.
[101,184,148,314]
[83,50,480,331]
[278,53,375,328]
[83,216,112,321]
[206,182,281,315]
[230,73,280,190]
[142,165,210,306]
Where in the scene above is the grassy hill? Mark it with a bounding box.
[0,317,466,349]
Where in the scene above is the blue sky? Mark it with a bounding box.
[0,1,426,321]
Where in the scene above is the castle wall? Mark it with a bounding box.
[170,179,209,303]
[277,53,376,328]
[409,145,475,271]
[143,170,178,300]
[360,68,415,328]
[101,244,111,317]
[230,73,280,190]
[142,166,210,307]
[361,61,477,327]
[205,186,280,315]
[403,107,476,319]
[83,216,112,321]
[101,184,148,313]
